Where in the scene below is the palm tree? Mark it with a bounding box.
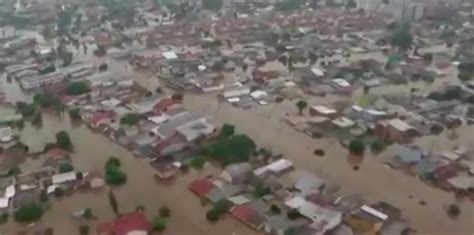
[296,100,308,115]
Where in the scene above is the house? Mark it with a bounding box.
[264,215,307,235]
[294,174,326,197]
[285,196,342,234]
[0,127,13,142]
[176,119,215,142]
[375,119,417,144]
[447,175,474,191]
[0,107,22,124]
[387,146,423,169]
[220,162,253,184]
[42,148,71,168]
[52,171,77,185]
[345,205,388,234]
[97,212,151,235]
[331,79,352,94]
[253,159,294,177]
[19,71,66,89]
[231,204,266,230]
[152,134,188,156]
[309,106,338,118]
[189,178,215,198]
[153,98,179,114]
[87,111,113,128]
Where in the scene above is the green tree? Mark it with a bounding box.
[190,156,206,169]
[94,46,107,57]
[59,162,74,173]
[349,139,366,155]
[206,209,219,222]
[152,217,167,232]
[16,102,36,117]
[79,224,90,235]
[296,100,308,115]
[254,184,271,198]
[213,199,232,214]
[108,191,119,215]
[120,113,141,126]
[370,139,386,154]
[270,205,281,215]
[160,205,171,218]
[202,0,223,11]
[33,92,59,109]
[287,209,301,220]
[54,187,65,198]
[14,203,44,223]
[56,131,73,151]
[458,72,472,82]
[61,52,73,66]
[69,108,82,120]
[390,25,413,51]
[105,168,127,185]
[207,134,257,166]
[220,124,235,137]
[106,157,121,169]
[83,208,93,219]
[7,166,22,176]
[65,82,91,96]
[31,111,43,127]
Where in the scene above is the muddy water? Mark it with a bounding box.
[184,92,474,235]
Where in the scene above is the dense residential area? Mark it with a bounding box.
[0,0,473,234]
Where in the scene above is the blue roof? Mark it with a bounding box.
[394,146,423,164]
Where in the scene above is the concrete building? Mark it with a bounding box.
[356,0,382,12]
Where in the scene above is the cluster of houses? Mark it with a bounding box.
[0,148,104,212]
[189,159,409,235]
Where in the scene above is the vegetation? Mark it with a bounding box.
[190,156,206,170]
[14,203,44,223]
[207,133,256,166]
[458,71,472,82]
[54,187,65,198]
[206,209,219,222]
[159,205,171,218]
[65,82,91,96]
[7,166,22,177]
[296,100,308,115]
[447,204,461,219]
[79,224,90,235]
[152,217,167,232]
[61,52,73,67]
[254,184,271,198]
[390,25,413,51]
[105,157,127,185]
[56,131,73,151]
[108,191,119,215]
[69,108,82,121]
[31,111,43,127]
[287,209,302,220]
[120,113,141,126]
[202,0,223,11]
[33,92,60,109]
[98,63,108,72]
[59,162,74,173]
[370,140,386,154]
[349,139,366,155]
[16,102,36,117]
[83,208,93,219]
[0,213,9,224]
[213,199,232,214]
[270,205,281,215]
[220,123,235,137]
[94,46,107,57]
[277,0,306,11]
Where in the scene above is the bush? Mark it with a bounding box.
[287,209,301,220]
[98,63,108,72]
[270,205,281,215]
[79,224,90,235]
[206,209,219,222]
[0,213,9,224]
[66,82,91,96]
[105,167,127,185]
[220,124,235,137]
[14,203,44,223]
[190,156,206,169]
[349,139,366,155]
[159,205,171,218]
[56,131,73,151]
[54,187,65,198]
[59,162,74,173]
[152,217,167,232]
[120,113,141,126]
[370,140,386,154]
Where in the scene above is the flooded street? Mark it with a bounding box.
[184,91,474,235]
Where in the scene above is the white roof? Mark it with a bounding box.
[250,90,268,100]
[331,117,355,128]
[285,196,307,209]
[311,106,337,115]
[5,184,15,198]
[254,159,293,176]
[47,185,60,194]
[311,68,324,76]
[52,172,77,184]
[147,115,168,125]
[332,79,351,87]
[227,97,241,103]
[284,81,297,87]
[387,119,415,132]
[101,98,121,108]
[228,195,252,205]
[448,176,474,190]
[198,65,206,71]
[441,151,461,162]
[360,205,388,221]
[0,197,9,209]
[162,51,178,60]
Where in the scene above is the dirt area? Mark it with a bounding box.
[184,93,474,235]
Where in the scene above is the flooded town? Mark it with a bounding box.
[0,0,473,234]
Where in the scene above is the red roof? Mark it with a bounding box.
[188,178,214,198]
[153,98,178,114]
[46,147,71,160]
[97,212,151,235]
[89,112,111,126]
[230,205,264,229]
